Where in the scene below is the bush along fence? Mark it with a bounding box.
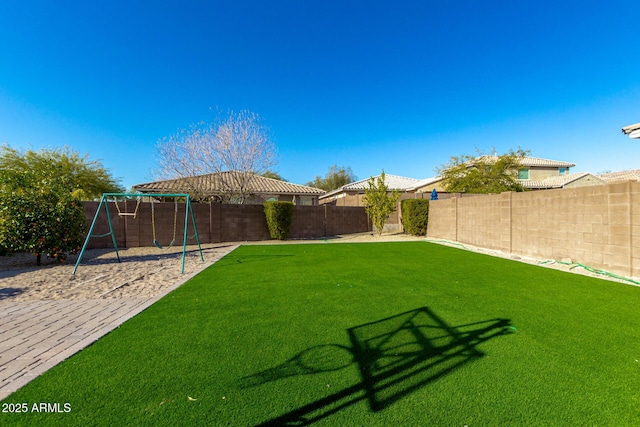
[401,199,429,236]
[82,201,371,249]
[263,201,294,240]
[427,182,640,279]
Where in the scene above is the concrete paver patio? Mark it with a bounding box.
[1,297,159,400]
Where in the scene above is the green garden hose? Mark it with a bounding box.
[429,241,639,286]
[427,239,468,249]
[540,260,640,285]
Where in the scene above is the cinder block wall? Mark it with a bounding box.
[457,192,512,253]
[326,206,370,236]
[510,186,607,268]
[425,197,457,241]
[290,206,325,238]
[82,202,371,248]
[633,184,640,276]
[427,182,640,278]
[219,204,269,241]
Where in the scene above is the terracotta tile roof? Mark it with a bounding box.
[520,172,605,189]
[596,169,640,183]
[133,172,325,196]
[320,174,421,199]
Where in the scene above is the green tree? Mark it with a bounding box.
[0,145,121,265]
[262,170,287,181]
[363,171,401,236]
[306,165,356,191]
[437,148,529,194]
[0,145,124,200]
[0,163,85,265]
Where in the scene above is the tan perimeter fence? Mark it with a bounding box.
[82,202,372,250]
[427,182,640,279]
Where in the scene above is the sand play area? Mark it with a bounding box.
[0,244,238,302]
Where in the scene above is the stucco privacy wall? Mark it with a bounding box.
[82,202,371,249]
[427,182,640,278]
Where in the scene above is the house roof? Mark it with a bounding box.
[134,172,325,196]
[596,169,640,183]
[407,176,442,191]
[520,172,605,189]
[477,155,575,168]
[320,174,421,199]
[518,156,575,168]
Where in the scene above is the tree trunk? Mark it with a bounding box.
[36,253,41,266]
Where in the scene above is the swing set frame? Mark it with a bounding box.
[72,193,204,275]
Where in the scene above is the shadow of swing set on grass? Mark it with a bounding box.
[241,306,514,426]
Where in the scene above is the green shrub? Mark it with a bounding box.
[263,201,294,240]
[0,176,86,265]
[401,199,429,236]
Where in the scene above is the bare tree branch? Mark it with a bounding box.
[154,110,276,202]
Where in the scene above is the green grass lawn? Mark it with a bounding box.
[3,241,640,426]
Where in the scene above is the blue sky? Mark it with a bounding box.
[1,1,639,190]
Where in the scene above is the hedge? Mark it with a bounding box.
[401,199,429,236]
[263,201,294,240]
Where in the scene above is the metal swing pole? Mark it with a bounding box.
[73,194,121,274]
[181,196,189,274]
[180,195,204,273]
[188,195,204,262]
[104,198,121,262]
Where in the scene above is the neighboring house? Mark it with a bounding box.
[480,155,575,182]
[134,171,325,205]
[319,173,426,233]
[596,169,640,184]
[411,156,603,193]
[519,172,606,189]
[319,174,422,206]
[408,176,451,195]
[511,157,607,189]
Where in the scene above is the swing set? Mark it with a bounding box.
[72,193,204,274]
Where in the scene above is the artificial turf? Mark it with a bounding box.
[2,241,640,426]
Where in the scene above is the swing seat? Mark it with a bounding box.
[151,198,178,250]
[153,239,175,250]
